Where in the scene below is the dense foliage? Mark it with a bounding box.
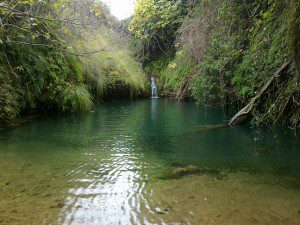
[1,0,299,128]
[0,0,147,128]
[132,0,299,127]
[129,0,181,41]
[129,0,183,62]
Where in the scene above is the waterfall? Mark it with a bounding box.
[150,76,159,98]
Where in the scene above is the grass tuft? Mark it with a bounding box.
[61,84,93,113]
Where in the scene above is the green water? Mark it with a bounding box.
[0,99,299,224]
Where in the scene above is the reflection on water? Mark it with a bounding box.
[150,98,158,121]
[0,99,299,224]
[61,142,151,224]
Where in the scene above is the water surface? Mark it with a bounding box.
[0,99,299,224]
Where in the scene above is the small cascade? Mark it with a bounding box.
[150,76,159,98]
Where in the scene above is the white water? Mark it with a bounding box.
[151,76,158,98]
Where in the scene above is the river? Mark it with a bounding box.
[0,99,299,224]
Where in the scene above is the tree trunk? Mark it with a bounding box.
[229,61,290,126]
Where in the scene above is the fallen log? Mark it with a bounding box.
[229,61,290,126]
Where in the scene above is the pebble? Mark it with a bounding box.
[155,207,169,215]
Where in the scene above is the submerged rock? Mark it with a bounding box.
[155,207,169,215]
[161,165,225,180]
[253,147,267,153]
[192,124,229,131]
[41,192,51,197]
[204,168,220,174]
[51,199,65,208]
[213,173,228,180]
[162,165,204,179]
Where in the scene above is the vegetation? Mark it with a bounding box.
[131,0,300,127]
[129,0,183,62]
[1,0,299,128]
[0,0,147,128]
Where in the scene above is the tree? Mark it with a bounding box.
[0,0,112,51]
[129,0,181,60]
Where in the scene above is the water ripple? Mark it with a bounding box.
[0,100,298,225]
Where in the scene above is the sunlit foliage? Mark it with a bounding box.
[129,0,181,41]
[129,0,182,61]
[0,0,147,128]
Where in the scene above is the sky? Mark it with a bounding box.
[101,0,136,20]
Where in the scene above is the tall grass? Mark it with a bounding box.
[0,0,148,128]
[70,27,147,99]
[61,85,93,113]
